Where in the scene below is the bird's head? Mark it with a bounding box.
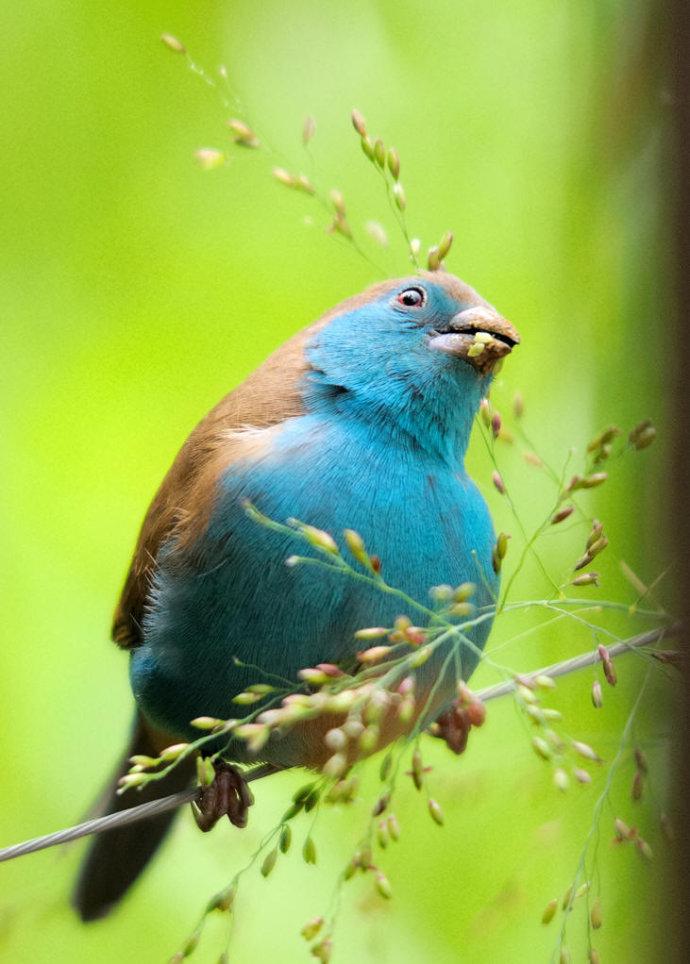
[303,272,520,460]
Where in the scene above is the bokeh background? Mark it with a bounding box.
[0,1,674,962]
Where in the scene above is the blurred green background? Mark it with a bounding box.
[0,1,672,962]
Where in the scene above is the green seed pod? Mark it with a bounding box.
[311,938,333,962]
[532,736,552,760]
[411,748,424,790]
[573,767,592,784]
[427,246,441,271]
[428,798,444,825]
[194,149,226,170]
[273,167,294,186]
[580,472,608,489]
[260,847,278,877]
[590,897,603,929]
[161,33,186,54]
[572,572,600,586]
[392,182,406,211]
[377,821,389,849]
[633,425,656,449]
[303,836,317,864]
[572,740,602,763]
[279,824,292,853]
[351,108,367,136]
[387,147,401,179]
[293,782,317,804]
[554,768,569,792]
[437,231,454,261]
[359,725,379,754]
[329,189,346,216]
[323,752,347,778]
[361,135,375,160]
[379,753,392,781]
[301,916,324,941]
[295,175,316,194]
[409,645,431,667]
[375,872,393,899]
[541,898,558,924]
[233,691,262,704]
[128,754,159,767]
[190,716,224,730]
[591,680,603,708]
[373,138,386,167]
[160,743,189,761]
[388,814,401,841]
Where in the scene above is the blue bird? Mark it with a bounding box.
[73,271,519,920]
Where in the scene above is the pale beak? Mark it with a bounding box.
[428,306,520,374]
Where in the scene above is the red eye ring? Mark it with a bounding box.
[396,286,426,308]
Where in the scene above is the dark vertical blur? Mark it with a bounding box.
[669,0,690,958]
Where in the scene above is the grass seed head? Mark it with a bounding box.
[428,798,445,825]
[261,847,278,877]
[302,115,317,145]
[541,898,558,924]
[351,108,367,136]
[572,572,600,586]
[591,680,603,707]
[226,118,260,148]
[365,221,388,246]
[311,938,333,962]
[375,871,393,899]
[492,470,506,494]
[301,917,324,941]
[392,182,407,211]
[161,33,186,54]
[279,824,292,853]
[303,836,317,864]
[194,148,225,170]
[427,245,441,272]
[387,147,401,179]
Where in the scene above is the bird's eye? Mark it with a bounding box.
[396,286,426,308]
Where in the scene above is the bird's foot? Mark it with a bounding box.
[429,687,486,755]
[193,761,254,832]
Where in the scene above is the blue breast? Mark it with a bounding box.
[130,411,498,761]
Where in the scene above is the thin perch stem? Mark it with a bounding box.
[0,623,678,865]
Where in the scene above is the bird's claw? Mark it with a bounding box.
[192,761,254,832]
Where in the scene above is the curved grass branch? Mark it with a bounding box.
[0,622,678,866]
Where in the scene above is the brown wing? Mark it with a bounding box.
[112,324,315,649]
[111,276,426,649]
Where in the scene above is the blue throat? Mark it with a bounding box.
[305,302,490,464]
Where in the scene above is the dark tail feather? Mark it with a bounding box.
[72,715,195,922]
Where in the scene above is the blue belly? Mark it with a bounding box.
[130,414,498,760]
